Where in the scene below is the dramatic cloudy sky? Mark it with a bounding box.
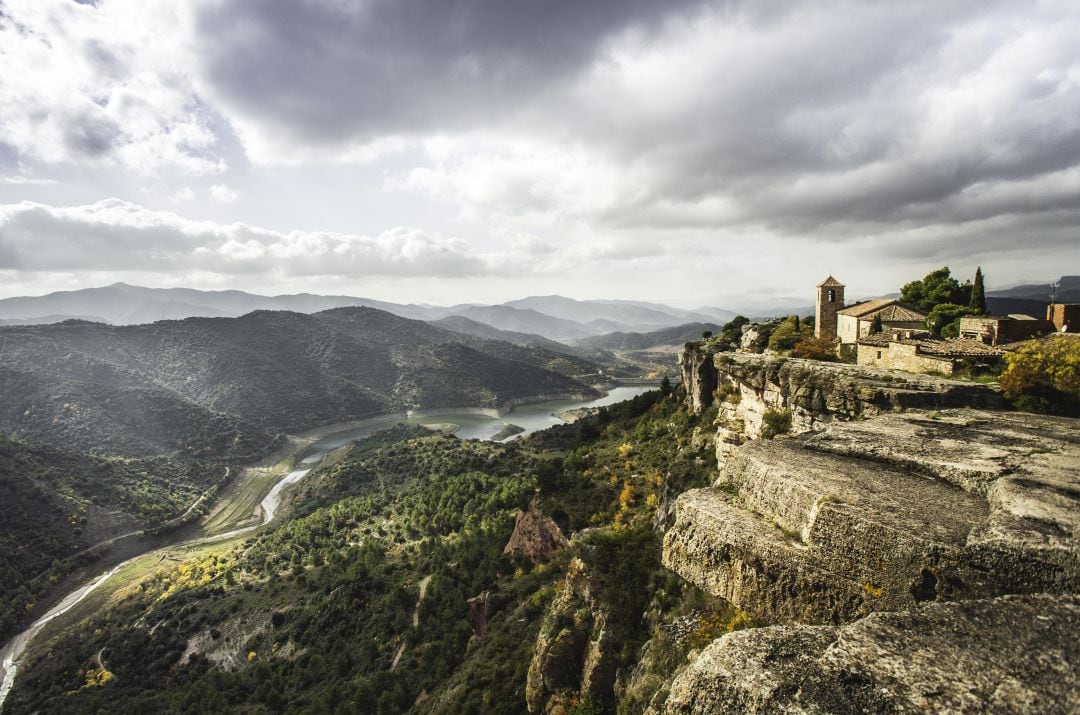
[1,0,1078,308]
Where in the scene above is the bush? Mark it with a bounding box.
[1000,336,1080,416]
[792,337,838,361]
[767,316,811,352]
[926,303,973,337]
[761,409,793,439]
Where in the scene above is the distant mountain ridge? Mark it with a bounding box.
[0,284,738,342]
[571,322,728,351]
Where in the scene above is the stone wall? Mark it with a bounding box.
[856,340,956,374]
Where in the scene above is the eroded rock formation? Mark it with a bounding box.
[655,594,1080,714]
[658,349,1080,712]
[504,495,569,565]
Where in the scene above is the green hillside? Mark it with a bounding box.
[5,390,738,715]
[0,308,597,457]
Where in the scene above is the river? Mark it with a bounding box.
[0,385,656,711]
[306,385,656,448]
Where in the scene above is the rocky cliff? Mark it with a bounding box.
[657,594,1080,714]
[658,348,1080,712]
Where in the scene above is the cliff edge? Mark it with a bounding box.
[656,349,1079,713]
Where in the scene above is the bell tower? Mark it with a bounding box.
[815,276,845,340]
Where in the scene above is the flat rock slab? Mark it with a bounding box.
[656,594,1080,715]
[663,409,1080,624]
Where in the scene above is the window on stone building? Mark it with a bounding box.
[827,290,836,302]
[877,351,882,359]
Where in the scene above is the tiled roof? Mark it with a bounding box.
[858,333,1005,358]
[871,303,928,322]
[817,276,845,288]
[838,299,893,317]
[838,299,926,321]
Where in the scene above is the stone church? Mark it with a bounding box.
[815,276,927,344]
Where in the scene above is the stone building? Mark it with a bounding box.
[857,330,1004,375]
[835,299,927,344]
[1047,303,1080,333]
[958,314,1054,345]
[814,276,844,341]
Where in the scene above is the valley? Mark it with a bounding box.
[0,309,1075,713]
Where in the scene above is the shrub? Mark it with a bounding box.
[1000,336,1080,416]
[767,316,810,352]
[792,337,838,361]
[761,408,793,439]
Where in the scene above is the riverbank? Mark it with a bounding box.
[0,415,371,713]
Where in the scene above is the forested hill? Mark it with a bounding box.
[0,307,598,457]
[572,322,727,351]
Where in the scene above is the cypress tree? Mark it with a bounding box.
[969,267,987,315]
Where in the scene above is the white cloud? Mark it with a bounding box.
[170,187,196,202]
[209,183,238,203]
[0,200,488,278]
[0,176,59,186]
[0,0,224,175]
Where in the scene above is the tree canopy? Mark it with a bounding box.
[969,266,987,315]
[900,266,972,313]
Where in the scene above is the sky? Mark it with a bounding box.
[0,0,1078,309]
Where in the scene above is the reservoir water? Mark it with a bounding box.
[303,385,656,454]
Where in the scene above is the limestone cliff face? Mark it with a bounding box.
[660,349,1080,712]
[679,348,1006,465]
[654,594,1080,715]
[526,554,621,713]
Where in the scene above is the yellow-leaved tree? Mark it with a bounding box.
[999,336,1080,416]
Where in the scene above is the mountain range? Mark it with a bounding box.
[0,284,737,341]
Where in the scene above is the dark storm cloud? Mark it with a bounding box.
[193,0,712,143]
[193,0,1079,249]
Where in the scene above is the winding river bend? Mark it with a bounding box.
[0,386,654,711]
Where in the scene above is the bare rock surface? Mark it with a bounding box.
[504,495,569,565]
[664,408,1080,625]
[655,594,1080,714]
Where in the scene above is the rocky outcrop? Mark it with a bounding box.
[526,555,623,713]
[654,594,1080,714]
[663,408,1080,625]
[659,351,1080,713]
[467,590,509,641]
[677,346,718,414]
[680,350,1006,464]
[504,496,569,565]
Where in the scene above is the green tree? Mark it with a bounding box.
[901,267,972,313]
[869,315,884,334]
[926,303,972,337]
[659,376,672,396]
[713,316,749,351]
[969,266,987,315]
[767,316,809,352]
